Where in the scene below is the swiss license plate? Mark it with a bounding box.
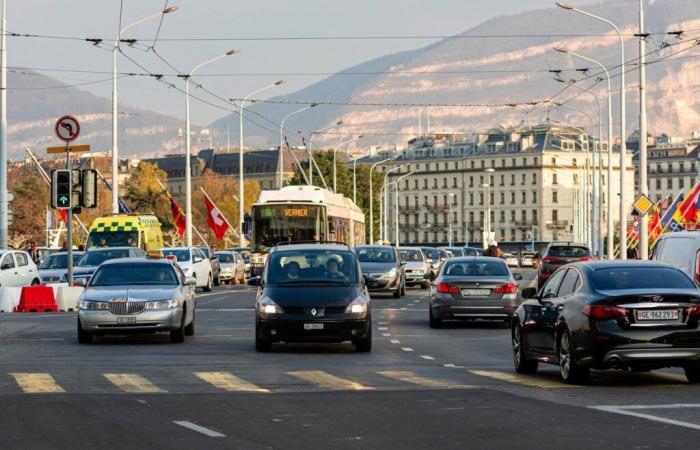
[117,317,136,324]
[304,323,324,330]
[462,289,491,296]
[636,309,679,321]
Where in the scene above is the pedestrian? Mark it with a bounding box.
[626,247,639,260]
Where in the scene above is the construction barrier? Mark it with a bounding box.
[0,287,22,313]
[15,285,58,313]
[55,286,84,312]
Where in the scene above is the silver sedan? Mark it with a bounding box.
[77,257,197,344]
[429,256,522,328]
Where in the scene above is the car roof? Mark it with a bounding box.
[546,242,588,248]
[270,243,351,253]
[355,245,394,250]
[447,256,507,263]
[100,257,173,266]
[657,230,700,238]
[162,247,193,251]
[567,260,677,271]
[86,247,133,252]
[399,247,423,251]
[48,251,85,256]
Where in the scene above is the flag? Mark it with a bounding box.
[674,183,700,228]
[647,197,669,243]
[118,197,131,214]
[170,197,186,238]
[203,193,229,241]
[662,192,686,233]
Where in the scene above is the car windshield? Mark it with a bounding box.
[162,249,190,262]
[90,264,179,286]
[199,248,211,258]
[448,248,465,257]
[399,249,423,262]
[592,267,695,290]
[357,248,396,263]
[422,248,439,261]
[86,231,138,248]
[548,246,590,257]
[267,249,358,284]
[78,249,129,266]
[443,260,509,277]
[216,252,234,263]
[39,253,82,269]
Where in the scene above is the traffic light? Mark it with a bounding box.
[81,169,97,208]
[51,170,72,209]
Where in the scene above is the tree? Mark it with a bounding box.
[289,150,383,243]
[9,174,50,245]
[123,162,172,227]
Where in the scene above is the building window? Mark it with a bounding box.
[481,160,485,168]
[680,162,685,173]
[532,173,537,184]
[552,173,558,185]
[500,211,505,222]
[442,178,447,188]
[490,175,494,186]
[511,210,516,222]
[480,175,484,185]
[469,211,474,224]
[443,195,448,206]
[452,177,457,188]
[404,180,409,189]
[552,210,558,221]
[512,158,516,167]
[490,192,494,205]
[433,195,438,205]
[479,193,484,205]
[553,191,558,203]
[469,176,474,187]
[656,179,661,190]
[532,191,537,203]
[552,157,557,165]
[433,179,438,188]
[500,175,505,186]
[500,229,506,240]
[510,174,515,186]
[469,193,474,205]
[521,174,526,185]
[667,178,673,189]
[423,179,428,189]
[534,157,538,166]
[680,177,686,189]
[521,210,527,223]
[510,192,515,203]
[533,209,538,223]
[521,192,526,203]
[471,161,475,169]
[500,192,505,204]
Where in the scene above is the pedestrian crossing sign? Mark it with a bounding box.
[633,194,654,217]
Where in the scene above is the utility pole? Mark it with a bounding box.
[0,0,8,248]
[638,0,649,259]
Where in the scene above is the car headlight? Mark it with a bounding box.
[79,300,109,310]
[145,299,180,309]
[413,269,424,275]
[258,296,283,317]
[383,267,397,278]
[345,296,369,315]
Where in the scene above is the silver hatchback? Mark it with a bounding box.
[429,257,522,327]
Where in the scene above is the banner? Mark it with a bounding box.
[201,189,230,242]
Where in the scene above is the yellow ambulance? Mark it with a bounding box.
[86,215,164,251]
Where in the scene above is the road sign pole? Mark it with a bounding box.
[65,142,73,285]
[0,0,7,248]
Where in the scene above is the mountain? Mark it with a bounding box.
[212,0,700,149]
[7,70,198,159]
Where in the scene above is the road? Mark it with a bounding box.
[2,269,700,449]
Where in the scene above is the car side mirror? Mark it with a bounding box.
[513,273,523,281]
[185,277,197,286]
[521,287,538,299]
[193,256,203,263]
[400,261,407,267]
[74,278,88,287]
[247,276,261,287]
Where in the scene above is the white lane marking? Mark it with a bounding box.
[401,347,414,352]
[173,420,226,438]
[197,308,254,312]
[590,405,700,431]
[378,322,389,325]
[382,333,392,337]
[378,327,388,331]
[390,339,401,344]
[444,364,464,369]
[400,307,407,310]
[420,355,435,360]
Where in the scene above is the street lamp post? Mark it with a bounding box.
[448,193,455,246]
[394,171,418,248]
[382,164,408,242]
[369,157,395,244]
[554,47,614,259]
[333,135,363,193]
[483,168,495,247]
[638,0,649,259]
[112,6,178,214]
[557,2,628,259]
[183,49,239,246]
[279,103,317,189]
[307,121,342,187]
[239,80,285,247]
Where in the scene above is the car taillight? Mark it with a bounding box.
[437,283,460,294]
[541,256,561,264]
[688,305,700,317]
[494,283,518,294]
[579,256,593,262]
[695,251,700,285]
[583,304,628,321]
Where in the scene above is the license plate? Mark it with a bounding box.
[462,289,491,296]
[304,323,324,330]
[117,317,136,324]
[636,309,679,321]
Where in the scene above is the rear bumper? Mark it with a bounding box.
[602,347,700,368]
[405,274,427,285]
[432,304,516,320]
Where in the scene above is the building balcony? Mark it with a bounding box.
[514,220,539,228]
[546,220,569,229]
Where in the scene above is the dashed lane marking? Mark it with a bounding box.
[390,339,401,344]
[173,420,226,438]
[379,371,472,389]
[468,370,578,389]
[10,373,65,394]
[401,347,414,352]
[420,355,435,360]
[104,373,167,393]
[378,327,388,331]
[590,404,700,431]
[287,371,374,391]
[382,333,392,337]
[195,372,269,393]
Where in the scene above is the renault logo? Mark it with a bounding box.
[310,308,318,316]
[651,296,664,303]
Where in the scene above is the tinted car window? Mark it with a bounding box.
[1,253,15,269]
[443,260,509,277]
[199,248,212,258]
[541,269,567,298]
[421,248,439,261]
[79,249,130,266]
[39,253,82,269]
[90,264,179,286]
[216,252,234,263]
[656,237,695,273]
[162,249,191,262]
[557,269,580,297]
[399,249,423,262]
[267,250,358,284]
[548,246,590,257]
[357,248,396,263]
[591,267,695,290]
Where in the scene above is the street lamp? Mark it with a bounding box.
[369,156,397,244]
[183,48,239,246]
[333,135,363,193]
[308,120,342,187]
[381,164,408,242]
[279,103,317,189]
[483,168,495,248]
[448,193,455,246]
[239,80,285,247]
[393,171,418,248]
[350,152,369,204]
[112,5,178,214]
[556,2,628,259]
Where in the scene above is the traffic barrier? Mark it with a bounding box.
[55,286,83,312]
[0,287,22,313]
[15,285,58,313]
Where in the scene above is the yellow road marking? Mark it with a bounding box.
[378,371,473,389]
[103,373,167,393]
[195,372,269,393]
[468,370,578,388]
[287,370,373,391]
[10,373,65,394]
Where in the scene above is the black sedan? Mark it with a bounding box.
[512,261,700,384]
[249,243,371,353]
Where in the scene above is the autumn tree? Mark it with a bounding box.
[9,174,50,245]
[123,162,171,227]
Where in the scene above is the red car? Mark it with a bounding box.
[537,242,592,288]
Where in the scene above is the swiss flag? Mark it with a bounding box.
[170,197,186,238]
[204,195,229,241]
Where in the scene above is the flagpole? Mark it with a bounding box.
[199,187,239,238]
[156,178,210,244]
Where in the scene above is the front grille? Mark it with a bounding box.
[42,276,61,283]
[109,301,146,315]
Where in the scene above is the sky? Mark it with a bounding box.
[6,0,563,126]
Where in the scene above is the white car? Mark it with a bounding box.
[215,251,246,285]
[162,247,213,291]
[504,253,519,267]
[0,250,40,287]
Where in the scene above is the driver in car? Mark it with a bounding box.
[285,261,301,280]
[324,258,346,280]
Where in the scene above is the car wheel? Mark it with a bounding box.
[512,323,538,374]
[255,321,272,352]
[170,310,186,343]
[429,307,442,328]
[421,281,430,289]
[558,330,589,384]
[392,286,401,298]
[214,273,220,287]
[31,278,40,286]
[184,309,195,336]
[684,366,700,383]
[77,319,92,344]
[354,324,372,353]
[400,282,406,297]
[203,273,213,292]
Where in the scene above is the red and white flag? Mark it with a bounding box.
[203,193,229,241]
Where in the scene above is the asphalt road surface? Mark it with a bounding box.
[2,269,700,449]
